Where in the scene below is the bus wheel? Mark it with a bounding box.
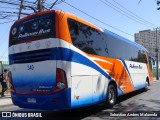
[145,80,149,91]
[107,84,117,107]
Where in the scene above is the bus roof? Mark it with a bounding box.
[103,29,147,51]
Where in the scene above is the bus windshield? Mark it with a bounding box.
[9,12,55,46]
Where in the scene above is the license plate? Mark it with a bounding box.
[27,98,36,103]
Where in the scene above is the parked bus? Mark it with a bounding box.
[9,10,154,110]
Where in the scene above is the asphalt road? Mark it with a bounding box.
[1,79,160,120]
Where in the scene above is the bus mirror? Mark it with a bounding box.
[153,60,155,65]
[149,56,155,65]
[151,57,155,65]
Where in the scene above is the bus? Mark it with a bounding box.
[9,10,154,110]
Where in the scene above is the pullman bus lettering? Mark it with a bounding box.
[129,64,142,69]
[18,29,51,39]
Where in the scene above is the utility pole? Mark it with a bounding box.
[18,0,24,20]
[37,0,43,12]
[157,0,160,10]
[155,28,159,80]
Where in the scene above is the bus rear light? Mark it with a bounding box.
[53,68,67,93]
[8,71,16,93]
[57,82,66,89]
[56,68,63,83]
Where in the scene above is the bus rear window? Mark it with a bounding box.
[9,12,56,46]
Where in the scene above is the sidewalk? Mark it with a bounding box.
[0,90,13,108]
[153,77,159,81]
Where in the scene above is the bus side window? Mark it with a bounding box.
[68,18,109,57]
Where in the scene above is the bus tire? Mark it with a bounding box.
[145,80,149,91]
[107,84,117,108]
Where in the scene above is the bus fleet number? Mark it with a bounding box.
[27,65,34,70]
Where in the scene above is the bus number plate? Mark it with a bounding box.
[27,98,36,103]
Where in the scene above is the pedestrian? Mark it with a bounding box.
[0,69,8,97]
[0,73,3,94]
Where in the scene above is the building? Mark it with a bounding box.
[135,29,160,77]
[135,29,160,59]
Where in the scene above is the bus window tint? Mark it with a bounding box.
[68,18,147,63]
[103,31,147,63]
[68,18,109,56]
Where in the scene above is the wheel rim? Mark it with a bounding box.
[109,87,115,104]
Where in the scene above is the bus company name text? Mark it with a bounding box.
[18,29,51,39]
[129,64,142,69]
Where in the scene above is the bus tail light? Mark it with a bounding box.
[53,68,67,93]
[8,72,16,93]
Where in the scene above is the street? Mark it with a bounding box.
[0,79,160,120]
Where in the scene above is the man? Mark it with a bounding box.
[0,69,8,97]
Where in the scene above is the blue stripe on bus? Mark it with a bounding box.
[9,47,124,95]
[9,47,112,80]
[56,47,113,80]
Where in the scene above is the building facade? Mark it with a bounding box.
[135,29,160,77]
[135,29,160,60]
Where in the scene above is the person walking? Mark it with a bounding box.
[0,69,8,97]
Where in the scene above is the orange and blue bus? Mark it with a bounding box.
[9,10,153,110]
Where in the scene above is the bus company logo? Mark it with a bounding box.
[129,64,142,69]
[19,26,25,33]
[32,22,39,30]
[12,27,17,35]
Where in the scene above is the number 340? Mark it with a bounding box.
[27,65,34,70]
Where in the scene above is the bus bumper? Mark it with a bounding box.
[11,88,71,110]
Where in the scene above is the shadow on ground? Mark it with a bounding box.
[14,88,159,120]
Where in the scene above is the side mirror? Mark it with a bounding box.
[150,56,155,65]
[153,60,155,65]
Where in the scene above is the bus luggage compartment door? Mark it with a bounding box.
[10,61,56,94]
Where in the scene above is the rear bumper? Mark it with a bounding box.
[11,88,71,110]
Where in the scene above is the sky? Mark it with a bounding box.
[0,0,160,61]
